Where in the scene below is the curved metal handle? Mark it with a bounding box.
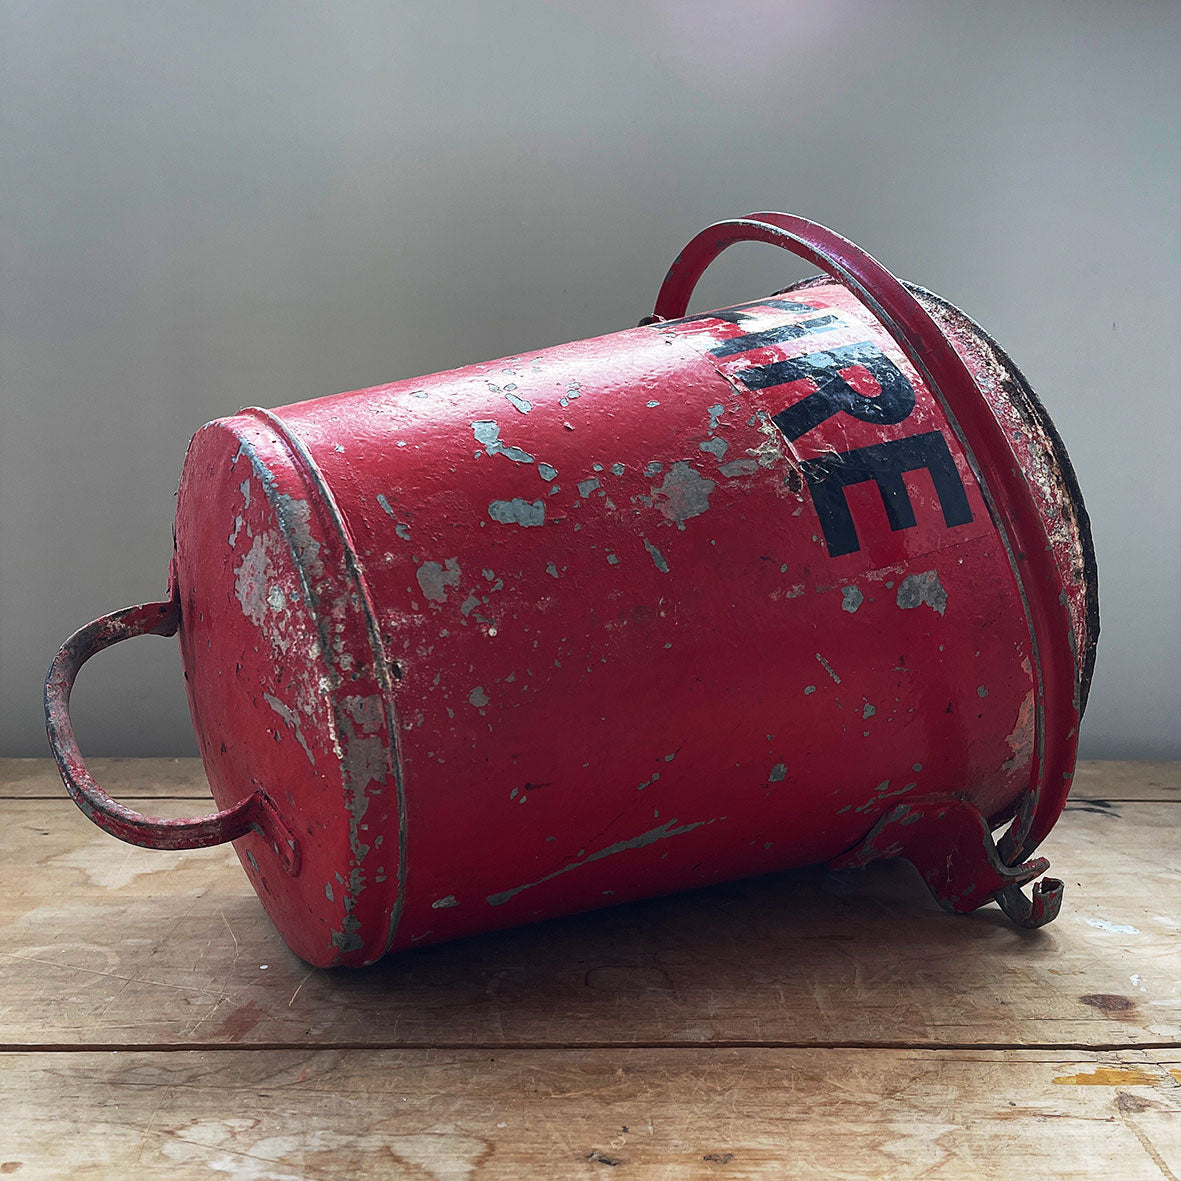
[44,597,299,872]
[651,211,983,422]
[648,211,1081,903]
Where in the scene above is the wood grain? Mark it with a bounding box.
[0,757,212,800]
[1070,760,1180,803]
[2,793,1176,1049]
[1,1048,1178,1179]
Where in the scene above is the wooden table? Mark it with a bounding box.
[0,759,1177,1178]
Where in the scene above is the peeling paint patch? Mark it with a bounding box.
[841,585,864,613]
[896,569,948,616]
[469,686,490,708]
[862,702,876,719]
[578,477,601,498]
[611,462,625,476]
[545,562,559,579]
[263,692,315,765]
[646,400,660,408]
[707,403,724,432]
[431,895,459,909]
[644,461,663,477]
[505,391,532,414]
[486,817,715,906]
[489,499,546,527]
[769,763,787,783]
[538,462,558,481]
[416,557,461,603]
[343,694,384,733]
[234,533,274,626]
[376,493,397,519]
[815,654,841,684]
[652,461,715,528]
[699,437,728,461]
[473,420,533,464]
[643,538,669,573]
[719,458,758,478]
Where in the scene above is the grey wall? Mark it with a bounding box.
[3,1,1178,759]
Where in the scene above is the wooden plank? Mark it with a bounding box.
[0,757,212,800]
[1,797,1176,1049]
[1071,760,1180,803]
[0,1048,1177,1178]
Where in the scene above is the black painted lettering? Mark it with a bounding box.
[738,341,916,442]
[801,431,974,557]
[708,315,840,358]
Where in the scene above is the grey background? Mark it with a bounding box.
[3,1,1178,759]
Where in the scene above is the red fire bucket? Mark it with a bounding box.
[46,213,1097,967]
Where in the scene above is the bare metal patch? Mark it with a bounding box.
[416,557,461,603]
[473,420,534,465]
[719,458,758,478]
[485,816,717,907]
[264,692,315,765]
[896,570,948,616]
[234,533,274,626]
[652,461,715,528]
[489,499,546,527]
[643,538,669,573]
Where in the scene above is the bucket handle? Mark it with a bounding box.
[44,597,299,873]
[648,211,982,424]
[645,211,1080,887]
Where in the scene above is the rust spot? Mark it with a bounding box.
[1,1165,23,1175]
[1052,1066,1158,1086]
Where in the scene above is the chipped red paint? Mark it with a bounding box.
[45,213,1097,967]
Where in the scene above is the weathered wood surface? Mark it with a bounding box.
[1,1048,1178,1179]
[1,781,1177,1049]
[4,756,1175,800]
[0,757,212,800]
[2,760,1177,1178]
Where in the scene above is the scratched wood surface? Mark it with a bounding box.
[0,760,1177,1178]
[1,1049,1178,1179]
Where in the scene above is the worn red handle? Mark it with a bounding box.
[649,212,1080,872]
[44,597,298,871]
